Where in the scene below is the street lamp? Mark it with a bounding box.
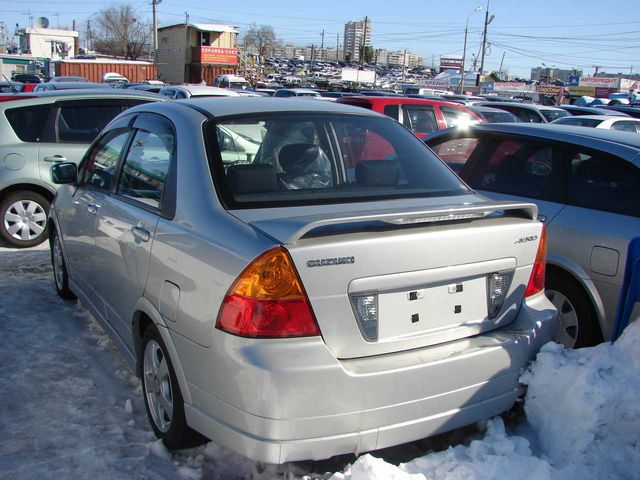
[460,6,482,93]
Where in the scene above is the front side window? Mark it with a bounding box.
[117,129,174,209]
[83,130,130,190]
[440,106,477,128]
[57,105,124,143]
[210,113,468,208]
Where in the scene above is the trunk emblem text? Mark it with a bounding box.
[307,256,355,268]
[514,235,538,245]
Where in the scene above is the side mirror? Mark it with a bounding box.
[51,162,78,184]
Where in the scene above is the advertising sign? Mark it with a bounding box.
[536,85,563,95]
[341,68,375,83]
[424,78,451,88]
[493,82,531,92]
[567,86,596,96]
[568,75,580,86]
[595,87,618,98]
[578,77,619,88]
[200,47,238,65]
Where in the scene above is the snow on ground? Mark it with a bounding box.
[0,243,638,479]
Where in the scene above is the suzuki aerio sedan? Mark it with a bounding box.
[49,98,556,463]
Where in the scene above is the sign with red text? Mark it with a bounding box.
[200,47,238,65]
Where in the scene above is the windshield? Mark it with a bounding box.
[554,117,602,127]
[208,113,468,208]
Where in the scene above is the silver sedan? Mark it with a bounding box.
[49,98,555,463]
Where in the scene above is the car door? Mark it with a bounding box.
[61,115,136,316]
[91,113,176,349]
[552,150,640,331]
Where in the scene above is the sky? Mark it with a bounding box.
[1,242,638,479]
[0,0,639,78]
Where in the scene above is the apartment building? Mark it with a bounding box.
[343,18,371,63]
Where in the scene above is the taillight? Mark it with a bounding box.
[525,225,547,297]
[216,247,320,338]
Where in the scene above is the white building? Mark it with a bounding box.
[17,27,78,60]
[343,18,371,63]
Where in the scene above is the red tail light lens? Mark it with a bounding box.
[525,225,547,297]
[216,247,320,338]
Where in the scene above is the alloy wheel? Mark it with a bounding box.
[143,339,173,433]
[546,288,579,348]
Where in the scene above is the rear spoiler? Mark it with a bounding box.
[250,201,538,245]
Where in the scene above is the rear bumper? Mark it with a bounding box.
[179,293,556,464]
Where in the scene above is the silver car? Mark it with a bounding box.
[427,123,640,348]
[49,98,555,463]
[0,89,165,247]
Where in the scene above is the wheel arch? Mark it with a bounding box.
[131,298,193,405]
[546,257,608,339]
[0,182,56,204]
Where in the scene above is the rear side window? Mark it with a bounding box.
[466,138,565,202]
[429,138,479,173]
[567,153,640,217]
[611,121,639,133]
[57,105,123,143]
[5,104,50,142]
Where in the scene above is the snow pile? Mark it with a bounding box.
[331,320,640,480]
[522,319,640,479]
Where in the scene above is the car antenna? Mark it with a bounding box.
[1,73,20,93]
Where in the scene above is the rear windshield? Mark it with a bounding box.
[481,110,517,123]
[554,117,601,127]
[541,109,570,122]
[208,113,468,209]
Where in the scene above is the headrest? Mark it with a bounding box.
[279,143,321,174]
[355,160,400,186]
[226,163,277,194]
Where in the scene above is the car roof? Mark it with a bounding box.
[163,85,240,96]
[133,96,386,119]
[0,89,165,107]
[477,102,562,111]
[428,123,640,162]
[466,105,517,114]
[559,105,630,116]
[338,96,463,107]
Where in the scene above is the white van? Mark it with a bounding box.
[213,74,250,89]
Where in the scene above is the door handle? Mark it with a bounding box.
[44,155,68,163]
[87,204,98,215]
[131,225,151,243]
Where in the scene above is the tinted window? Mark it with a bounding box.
[117,129,174,208]
[567,153,640,217]
[401,105,438,134]
[481,111,517,123]
[466,138,564,202]
[5,105,50,142]
[84,130,130,190]
[611,121,639,133]
[57,105,123,143]
[555,117,602,127]
[383,105,399,120]
[214,113,467,208]
[429,138,479,173]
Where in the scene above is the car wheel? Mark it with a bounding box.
[140,325,204,449]
[0,191,50,247]
[50,230,77,301]
[545,271,603,348]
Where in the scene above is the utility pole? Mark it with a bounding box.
[151,0,161,64]
[402,48,407,81]
[86,20,92,51]
[336,33,339,62]
[243,35,247,78]
[360,16,368,67]
[498,51,505,77]
[593,65,600,76]
[320,29,324,62]
[479,0,494,76]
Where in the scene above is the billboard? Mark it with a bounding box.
[200,47,238,65]
[536,85,563,95]
[493,82,531,92]
[578,77,619,88]
[341,68,375,83]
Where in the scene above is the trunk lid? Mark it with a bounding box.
[231,198,543,359]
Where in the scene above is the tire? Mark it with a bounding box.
[140,325,205,449]
[50,229,77,301]
[0,190,50,248]
[545,271,603,348]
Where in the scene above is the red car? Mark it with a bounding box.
[336,96,483,138]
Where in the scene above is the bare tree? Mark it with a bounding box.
[243,23,277,59]
[92,5,149,60]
